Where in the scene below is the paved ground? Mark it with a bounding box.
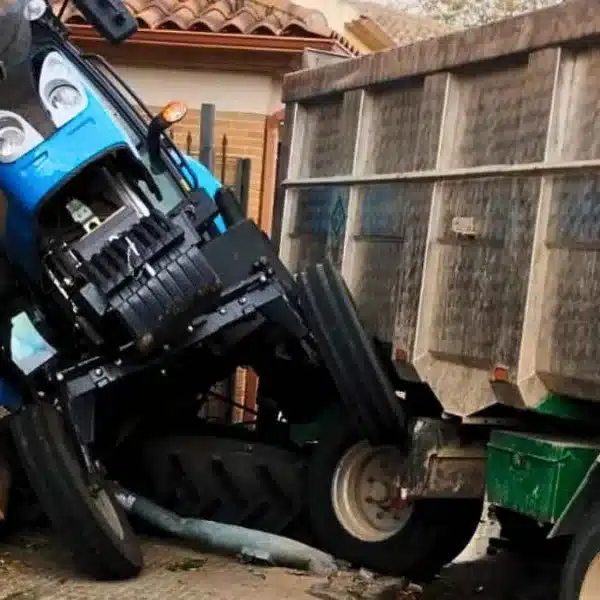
[0,525,561,600]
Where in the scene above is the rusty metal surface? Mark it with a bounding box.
[450,52,555,168]
[298,92,360,179]
[349,183,432,344]
[282,0,599,102]
[286,186,349,274]
[431,177,539,373]
[417,446,487,499]
[395,419,486,500]
[280,0,600,415]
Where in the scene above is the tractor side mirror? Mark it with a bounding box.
[147,101,187,164]
[72,0,137,43]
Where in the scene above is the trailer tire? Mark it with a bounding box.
[297,260,406,446]
[307,417,456,576]
[137,434,312,543]
[407,499,484,580]
[559,502,600,600]
[11,402,143,580]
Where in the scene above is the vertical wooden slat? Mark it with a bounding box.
[279,103,304,268]
[258,110,284,236]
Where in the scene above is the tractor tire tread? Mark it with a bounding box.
[141,435,312,542]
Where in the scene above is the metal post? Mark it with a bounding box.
[199,103,215,171]
[235,158,251,217]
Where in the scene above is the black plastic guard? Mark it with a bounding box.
[202,219,296,295]
[296,259,408,447]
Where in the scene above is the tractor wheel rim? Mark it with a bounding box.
[92,488,125,540]
[331,440,413,542]
[580,551,600,600]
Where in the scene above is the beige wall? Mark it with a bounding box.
[292,0,373,53]
[294,0,357,33]
[114,65,283,115]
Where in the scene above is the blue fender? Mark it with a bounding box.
[181,155,226,234]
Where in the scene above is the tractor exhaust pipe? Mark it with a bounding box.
[114,486,338,575]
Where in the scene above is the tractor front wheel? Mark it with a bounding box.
[12,402,143,580]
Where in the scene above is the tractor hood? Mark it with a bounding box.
[0,43,132,274]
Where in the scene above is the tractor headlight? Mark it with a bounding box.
[0,125,25,160]
[48,84,83,111]
[39,52,88,128]
[0,113,43,164]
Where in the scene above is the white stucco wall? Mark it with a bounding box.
[114,65,283,115]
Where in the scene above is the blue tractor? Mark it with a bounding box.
[0,0,485,584]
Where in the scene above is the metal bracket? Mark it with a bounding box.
[548,455,600,538]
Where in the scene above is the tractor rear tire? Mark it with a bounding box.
[137,433,312,543]
[307,416,483,578]
[11,402,143,580]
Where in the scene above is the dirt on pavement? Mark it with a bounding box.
[0,526,561,600]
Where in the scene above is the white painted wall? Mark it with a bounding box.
[114,65,283,115]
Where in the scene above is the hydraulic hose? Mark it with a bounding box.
[114,486,338,575]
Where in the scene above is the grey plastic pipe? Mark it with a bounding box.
[115,486,338,575]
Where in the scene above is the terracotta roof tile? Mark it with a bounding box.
[347,0,453,45]
[52,0,335,39]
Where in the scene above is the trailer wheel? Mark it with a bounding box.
[297,260,406,446]
[11,402,143,580]
[307,417,477,577]
[408,498,483,580]
[560,502,600,600]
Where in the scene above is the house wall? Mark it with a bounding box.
[114,65,283,115]
[292,0,373,52]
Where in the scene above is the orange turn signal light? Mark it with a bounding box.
[160,101,188,125]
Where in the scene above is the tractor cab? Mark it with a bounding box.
[0,1,247,357]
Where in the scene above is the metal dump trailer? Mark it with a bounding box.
[278,1,600,598]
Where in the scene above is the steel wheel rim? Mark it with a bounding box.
[331,441,412,542]
[580,551,600,600]
[92,489,125,540]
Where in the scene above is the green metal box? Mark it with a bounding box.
[487,431,600,523]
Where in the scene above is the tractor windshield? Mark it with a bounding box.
[48,45,195,213]
[60,49,193,215]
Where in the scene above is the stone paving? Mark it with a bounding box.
[0,527,558,600]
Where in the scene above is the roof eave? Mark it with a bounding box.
[67,24,355,56]
[346,17,395,50]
